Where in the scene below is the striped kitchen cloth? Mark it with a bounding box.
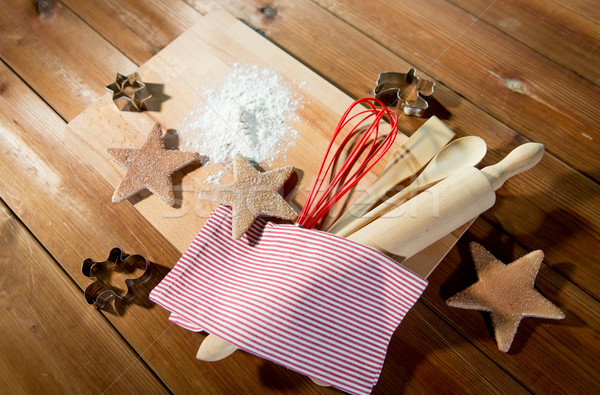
[150,205,427,395]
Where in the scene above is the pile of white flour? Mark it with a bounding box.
[179,63,302,178]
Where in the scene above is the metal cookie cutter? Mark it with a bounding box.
[105,72,152,111]
[374,69,435,117]
[82,247,153,312]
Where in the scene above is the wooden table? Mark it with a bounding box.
[1,0,598,393]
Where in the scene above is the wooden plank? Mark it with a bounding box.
[3,2,589,389]
[0,0,136,120]
[307,0,600,181]
[424,218,600,393]
[446,0,600,85]
[62,0,200,66]
[376,302,528,394]
[0,200,167,393]
[5,1,595,298]
[189,0,600,300]
[561,0,600,22]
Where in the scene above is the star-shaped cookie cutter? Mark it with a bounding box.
[105,72,152,111]
[374,69,435,117]
[82,247,154,311]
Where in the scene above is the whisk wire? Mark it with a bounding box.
[297,98,399,229]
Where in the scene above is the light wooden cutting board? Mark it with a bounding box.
[64,9,466,278]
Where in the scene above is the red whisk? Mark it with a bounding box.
[296,97,399,229]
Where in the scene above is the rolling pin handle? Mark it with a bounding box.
[481,143,544,191]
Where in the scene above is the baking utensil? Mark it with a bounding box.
[105,72,152,111]
[82,247,154,310]
[347,143,545,274]
[327,116,454,235]
[335,135,487,237]
[374,69,435,117]
[296,97,399,229]
[196,333,238,361]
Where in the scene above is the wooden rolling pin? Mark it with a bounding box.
[347,143,545,263]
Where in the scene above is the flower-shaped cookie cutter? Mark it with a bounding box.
[82,247,153,310]
[374,69,435,117]
[105,72,152,111]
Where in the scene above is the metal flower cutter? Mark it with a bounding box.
[374,69,435,117]
[82,247,154,313]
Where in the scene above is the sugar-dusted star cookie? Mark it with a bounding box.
[106,123,199,206]
[198,154,297,239]
[446,242,565,352]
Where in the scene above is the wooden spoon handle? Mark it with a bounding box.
[310,378,331,386]
[334,181,425,237]
[196,334,238,361]
[327,116,454,234]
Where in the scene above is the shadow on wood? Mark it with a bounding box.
[143,83,171,112]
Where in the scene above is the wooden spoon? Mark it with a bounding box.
[196,334,238,361]
[334,136,487,237]
[327,116,454,234]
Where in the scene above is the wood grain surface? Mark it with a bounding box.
[0,0,598,393]
[0,200,167,394]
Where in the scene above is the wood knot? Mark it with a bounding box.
[36,0,55,16]
[261,5,277,19]
[504,78,529,95]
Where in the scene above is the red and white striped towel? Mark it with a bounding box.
[150,205,427,395]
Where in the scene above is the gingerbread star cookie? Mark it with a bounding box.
[106,123,199,206]
[199,154,297,239]
[447,242,565,352]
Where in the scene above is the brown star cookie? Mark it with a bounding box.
[198,154,297,239]
[106,123,199,206]
[447,242,565,352]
